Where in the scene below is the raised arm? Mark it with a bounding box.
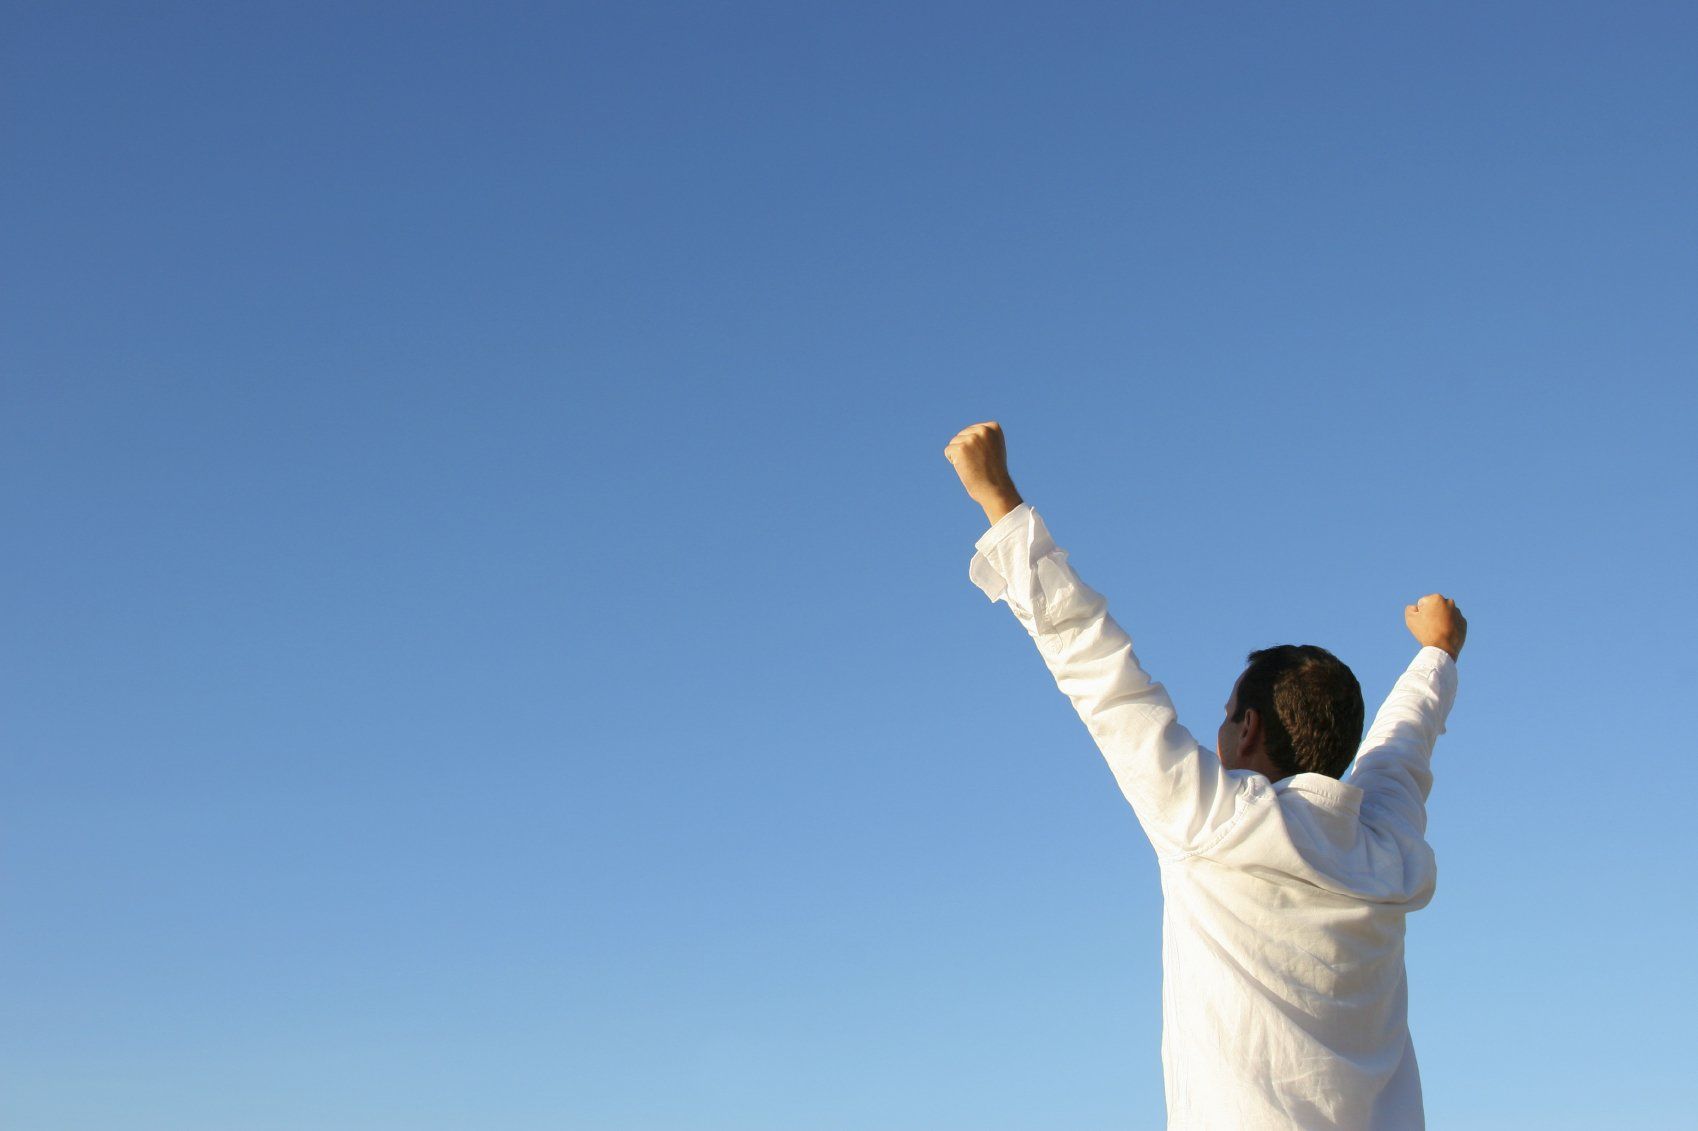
[1348,595,1466,835]
[945,423,1256,856]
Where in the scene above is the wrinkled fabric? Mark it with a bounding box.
[970,504,1457,1130]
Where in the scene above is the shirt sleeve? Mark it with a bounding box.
[1346,647,1458,836]
[969,504,1260,857]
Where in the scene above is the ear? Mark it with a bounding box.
[1238,706,1265,759]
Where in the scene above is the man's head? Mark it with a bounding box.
[1216,645,1364,782]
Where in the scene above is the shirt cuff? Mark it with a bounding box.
[967,503,1035,604]
[1409,645,1460,698]
[974,502,1033,554]
[1411,645,1456,672]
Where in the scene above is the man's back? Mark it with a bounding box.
[1158,752,1448,1127]
[965,500,1457,1130]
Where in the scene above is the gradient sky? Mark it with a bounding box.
[4,3,1695,1129]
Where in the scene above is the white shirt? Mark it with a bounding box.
[969,504,1457,1130]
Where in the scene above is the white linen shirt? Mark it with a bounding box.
[969,504,1457,1131]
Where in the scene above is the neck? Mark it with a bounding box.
[1240,748,1289,782]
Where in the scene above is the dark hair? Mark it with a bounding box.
[1233,645,1364,780]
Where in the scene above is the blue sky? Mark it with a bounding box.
[3,3,1694,1128]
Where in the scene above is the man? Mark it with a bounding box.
[944,421,1466,1130]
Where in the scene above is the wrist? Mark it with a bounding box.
[978,489,1024,526]
[1419,639,1462,661]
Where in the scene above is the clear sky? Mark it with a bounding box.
[4,3,1695,1128]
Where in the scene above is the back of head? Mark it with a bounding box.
[1235,645,1364,780]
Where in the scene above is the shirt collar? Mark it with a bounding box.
[1273,772,1362,809]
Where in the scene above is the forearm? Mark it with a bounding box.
[1350,647,1458,829]
[971,506,1169,719]
[978,488,1023,528]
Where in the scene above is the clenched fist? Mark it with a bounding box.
[944,420,1024,526]
[1405,594,1467,660]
